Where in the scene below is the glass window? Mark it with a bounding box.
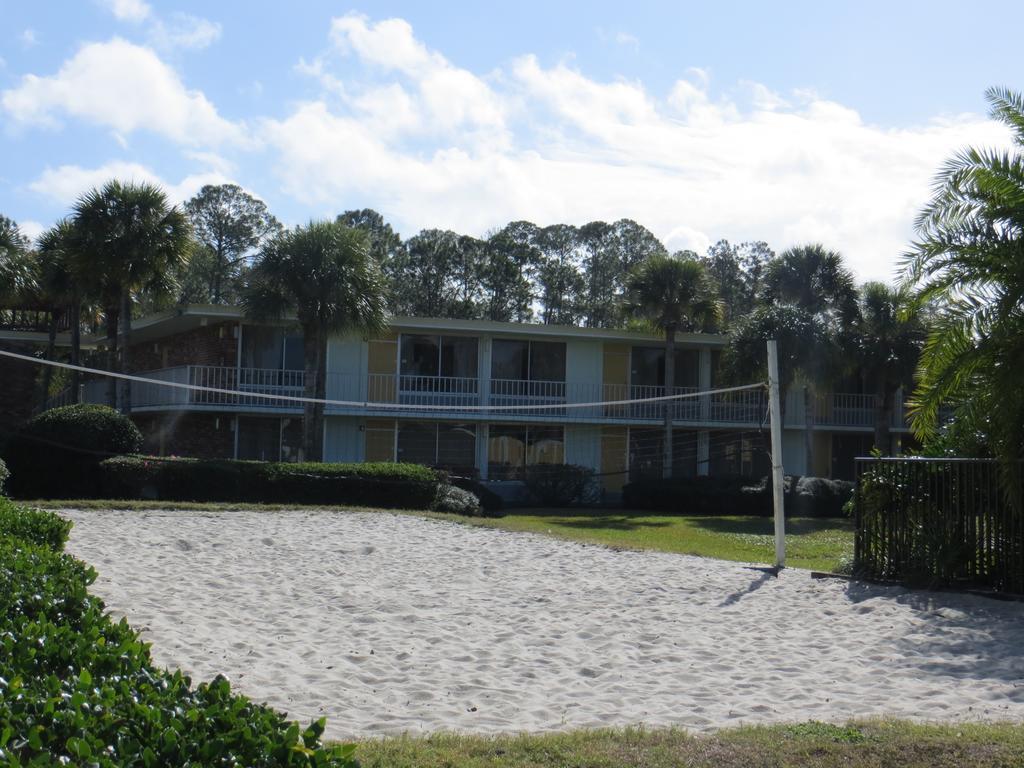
[487,424,527,479]
[438,423,477,474]
[488,424,564,479]
[527,426,564,465]
[400,335,439,377]
[283,335,304,372]
[396,422,437,465]
[441,336,478,378]
[237,417,280,462]
[529,342,566,382]
[629,427,699,480]
[673,349,700,388]
[491,339,529,380]
[243,327,282,370]
[631,347,663,387]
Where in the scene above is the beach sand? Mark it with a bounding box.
[62,508,1024,739]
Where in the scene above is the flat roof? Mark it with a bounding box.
[82,304,728,348]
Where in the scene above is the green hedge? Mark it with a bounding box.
[5,405,143,499]
[621,475,854,518]
[100,455,442,509]
[0,503,356,766]
[0,498,72,550]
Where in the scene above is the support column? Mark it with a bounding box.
[697,431,710,476]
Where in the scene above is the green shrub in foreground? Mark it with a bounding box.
[433,484,483,516]
[5,404,143,499]
[524,464,597,507]
[0,498,72,550]
[100,455,441,508]
[0,505,356,767]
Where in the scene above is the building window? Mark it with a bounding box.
[487,424,565,480]
[628,427,698,480]
[242,327,304,371]
[491,340,566,382]
[396,422,477,475]
[630,347,700,388]
[708,431,769,478]
[400,335,478,379]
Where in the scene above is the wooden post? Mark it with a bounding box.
[767,339,786,568]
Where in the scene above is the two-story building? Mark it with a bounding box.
[31,305,909,494]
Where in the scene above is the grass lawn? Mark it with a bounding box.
[355,721,1024,768]
[31,499,853,572]
[436,510,853,572]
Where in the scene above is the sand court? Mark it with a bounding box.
[61,508,1024,739]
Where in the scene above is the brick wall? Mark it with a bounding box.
[133,412,235,459]
[129,322,239,372]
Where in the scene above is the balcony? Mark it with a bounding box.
[52,364,906,431]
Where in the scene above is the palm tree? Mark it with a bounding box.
[760,244,857,473]
[903,86,1024,467]
[34,221,80,406]
[245,220,387,462]
[848,282,926,454]
[0,215,35,307]
[626,254,720,478]
[70,181,191,412]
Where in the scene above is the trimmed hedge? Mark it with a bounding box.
[621,475,854,518]
[0,503,356,766]
[100,455,442,509]
[5,404,143,499]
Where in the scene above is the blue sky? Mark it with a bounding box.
[2,1,1021,281]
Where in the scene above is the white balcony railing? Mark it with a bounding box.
[54,363,905,430]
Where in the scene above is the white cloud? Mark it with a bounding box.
[263,18,1012,282]
[100,0,151,23]
[21,29,37,48]
[18,219,45,243]
[1,38,246,147]
[149,14,222,51]
[28,160,234,206]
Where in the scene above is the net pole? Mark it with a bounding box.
[767,339,786,568]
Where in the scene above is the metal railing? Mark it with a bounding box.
[813,392,907,428]
[51,362,900,432]
[854,457,1024,593]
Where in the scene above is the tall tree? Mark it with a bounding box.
[481,221,538,322]
[902,86,1024,469]
[184,184,281,304]
[848,282,926,453]
[391,229,463,317]
[752,243,857,471]
[535,224,584,325]
[245,220,387,461]
[336,209,404,314]
[34,221,81,405]
[626,254,720,477]
[702,239,775,328]
[0,215,34,306]
[71,181,191,412]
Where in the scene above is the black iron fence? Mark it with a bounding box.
[854,457,1024,593]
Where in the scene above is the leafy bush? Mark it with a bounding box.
[450,476,504,515]
[5,404,143,499]
[0,498,72,550]
[0,457,7,496]
[432,484,483,516]
[524,464,597,507]
[790,476,855,518]
[100,455,442,508]
[0,504,356,766]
